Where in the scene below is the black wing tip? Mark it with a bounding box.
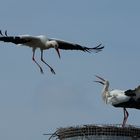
[86,44,104,53]
[0,30,8,36]
[0,30,3,36]
[82,44,104,53]
[94,43,104,49]
[94,44,104,52]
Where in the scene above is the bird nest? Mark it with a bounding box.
[47,124,140,140]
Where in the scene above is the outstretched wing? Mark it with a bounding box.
[0,30,31,45]
[49,38,104,53]
[0,31,42,46]
[0,36,31,44]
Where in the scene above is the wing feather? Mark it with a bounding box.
[0,36,30,44]
[125,85,140,97]
[134,85,140,94]
[49,39,104,53]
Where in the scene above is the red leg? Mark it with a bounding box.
[40,50,56,74]
[32,49,44,74]
[122,108,129,127]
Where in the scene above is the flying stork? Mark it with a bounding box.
[95,75,140,127]
[0,30,104,74]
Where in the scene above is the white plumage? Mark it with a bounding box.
[0,30,104,74]
[95,75,140,127]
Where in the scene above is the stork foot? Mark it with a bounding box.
[40,67,44,74]
[50,68,56,74]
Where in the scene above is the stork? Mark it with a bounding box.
[95,75,140,127]
[0,30,104,74]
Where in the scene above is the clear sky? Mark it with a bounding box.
[0,0,140,140]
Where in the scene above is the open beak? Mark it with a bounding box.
[55,48,61,59]
[94,75,105,85]
[94,80,104,85]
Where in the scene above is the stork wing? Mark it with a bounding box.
[0,35,36,44]
[0,32,39,45]
[124,89,136,96]
[49,39,104,53]
[125,85,140,97]
[134,85,140,94]
[0,36,31,44]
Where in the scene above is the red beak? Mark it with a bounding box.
[95,75,106,81]
[94,80,104,85]
[55,48,61,59]
[94,75,106,85]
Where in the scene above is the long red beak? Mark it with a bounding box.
[55,48,61,59]
[94,75,106,85]
[94,80,104,85]
[95,75,106,82]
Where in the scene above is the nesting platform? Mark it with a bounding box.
[48,124,140,140]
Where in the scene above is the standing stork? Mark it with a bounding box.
[0,30,104,74]
[95,75,140,127]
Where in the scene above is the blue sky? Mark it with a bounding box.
[0,0,140,140]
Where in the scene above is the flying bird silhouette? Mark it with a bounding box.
[95,75,140,127]
[0,30,104,74]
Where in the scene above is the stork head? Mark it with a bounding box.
[94,75,110,104]
[46,40,61,58]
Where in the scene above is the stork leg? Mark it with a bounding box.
[40,50,56,74]
[122,108,129,127]
[32,48,44,74]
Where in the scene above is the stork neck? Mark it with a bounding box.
[102,82,110,103]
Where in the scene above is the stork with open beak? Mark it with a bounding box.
[0,30,104,74]
[95,75,140,127]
